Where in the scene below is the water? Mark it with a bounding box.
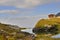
[21,29,33,34]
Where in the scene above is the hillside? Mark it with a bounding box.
[35,18,60,28]
[32,18,60,40]
[0,23,34,40]
[33,18,60,35]
[0,23,27,33]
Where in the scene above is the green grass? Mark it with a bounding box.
[34,34,60,40]
[33,18,60,40]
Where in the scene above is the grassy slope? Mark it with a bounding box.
[34,34,60,40]
[35,18,60,28]
[35,18,60,33]
[0,23,27,33]
[0,23,19,33]
[0,23,34,40]
[34,18,60,40]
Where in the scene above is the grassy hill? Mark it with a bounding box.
[0,23,27,33]
[33,18,60,40]
[0,23,34,40]
[35,18,60,28]
[33,18,60,34]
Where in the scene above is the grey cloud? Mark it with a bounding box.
[0,10,19,14]
[0,0,59,8]
[0,15,47,28]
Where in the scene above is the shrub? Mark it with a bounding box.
[32,24,58,35]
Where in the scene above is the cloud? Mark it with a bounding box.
[0,15,47,28]
[0,0,59,8]
[0,17,39,28]
[0,10,18,14]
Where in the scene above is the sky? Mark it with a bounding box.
[0,0,60,28]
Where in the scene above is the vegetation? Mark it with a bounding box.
[0,23,34,40]
[33,18,60,40]
[34,35,60,40]
[33,24,58,35]
[35,18,60,28]
[33,18,60,34]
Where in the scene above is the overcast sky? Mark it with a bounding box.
[0,0,60,28]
